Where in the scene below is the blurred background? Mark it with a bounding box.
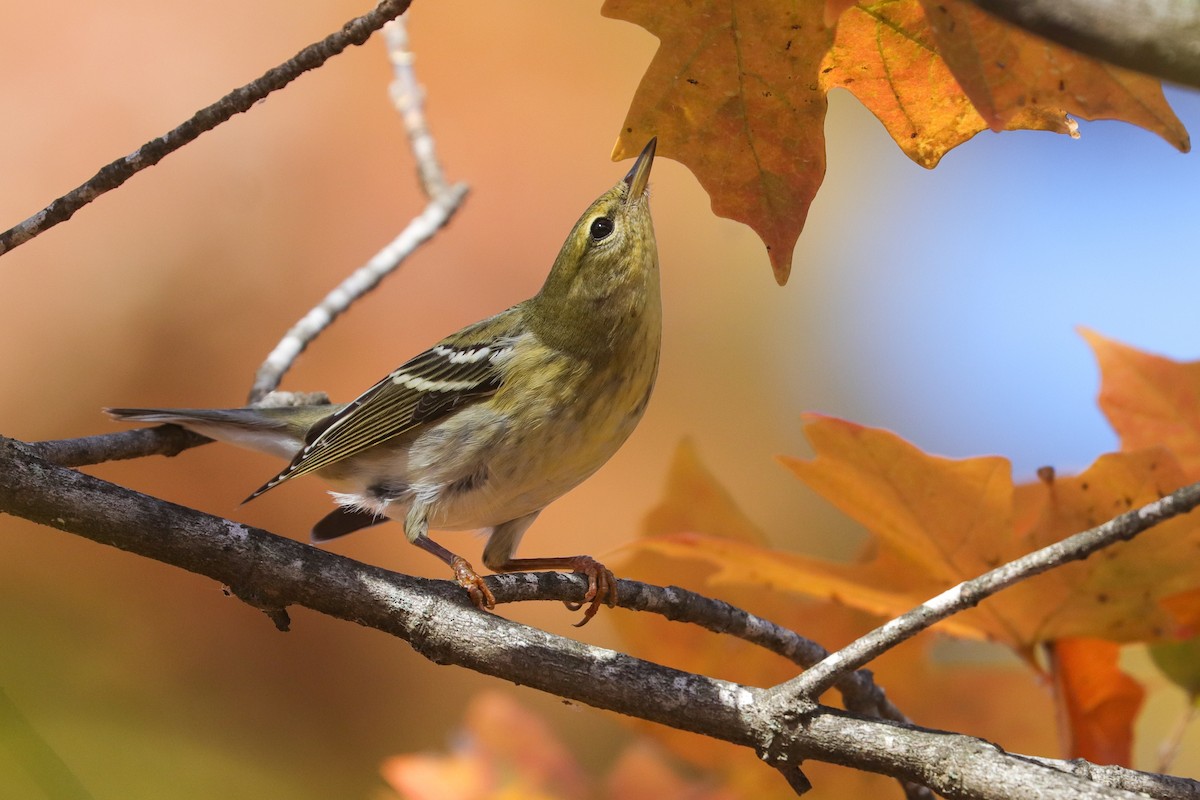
[2,1,1198,797]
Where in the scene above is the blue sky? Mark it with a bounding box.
[796,85,1200,478]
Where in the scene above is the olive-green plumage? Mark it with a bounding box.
[107,139,660,624]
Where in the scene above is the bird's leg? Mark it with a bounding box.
[481,514,617,626]
[491,555,617,627]
[411,535,496,610]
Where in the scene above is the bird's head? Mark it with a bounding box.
[531,138,660,356]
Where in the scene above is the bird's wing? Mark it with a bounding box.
[246,306,523,500]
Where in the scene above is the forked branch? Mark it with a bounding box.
[2,437,1193,800]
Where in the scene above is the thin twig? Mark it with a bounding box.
[0,0,413,259]
[384,18,449,199]
[1020,755,1200,800]
[246,182,467,403]
[767,480,1200,705]
[494,574,931,800]
[27,426,211,468]
[247,17,467,403]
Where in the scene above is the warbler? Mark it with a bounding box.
[108,138,660,625]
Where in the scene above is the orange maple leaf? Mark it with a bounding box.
[822,0,1072,167]
[613,441,1057,782]
[604,0,1188,283]
[620,434,1194,764]
[1049,638,1144,764]
[604,0,831,285]
[918,0,1187,147]
[632,417,1200,660]
[1084,328,1200,482]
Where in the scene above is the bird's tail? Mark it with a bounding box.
[105,405,341,462]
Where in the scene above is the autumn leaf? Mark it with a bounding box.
[612,440,1057,786]
[631,417,1200,660]
[1049,638,1144,764]
[799,418,1200,649]
[604,0,830,285]
[822,0,1072,168]
[1084,328,1200,482]
[642,437,767,548]
[919,0,1187,148]
[604,0,1187,283]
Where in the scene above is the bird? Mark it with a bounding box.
[108,138,660,626]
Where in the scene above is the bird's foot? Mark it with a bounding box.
[560,556,617,628]
[450,556,496,610]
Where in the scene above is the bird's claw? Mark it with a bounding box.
[566,556,618,627]
[450,556,496,610]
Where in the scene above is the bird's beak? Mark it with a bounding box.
[623,137,656,204]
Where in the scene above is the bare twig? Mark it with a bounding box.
[2,437,1179,800]
[767,480,1200,705]
[247,17,468,403]
[0,0,413,259]
[21,11,465,464]
[384,18,449,199]
[246,182,467,403]
[964,0,1200,90]
[27,426,211,468]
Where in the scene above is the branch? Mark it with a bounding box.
[23,16,466,466]
[964,0,1200,89]
[1024,757,1200,800]
[498,570,907,725]
[3,437,1190,800]
[26,426,211,468]
[0,0,413,259]
[384,17,449,199]
[248,17,468,403]
[770,479,1200,703]
[246,182,467,403]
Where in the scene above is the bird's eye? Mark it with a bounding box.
[589,217,614,240]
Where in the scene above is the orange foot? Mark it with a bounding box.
[450,556,496,610]
[488,554,620,625]
[561,556,618,628]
